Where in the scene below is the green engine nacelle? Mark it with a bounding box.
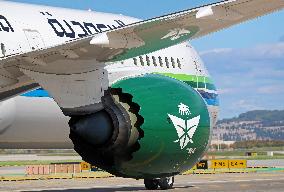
[70,74,211,179]
[111,74,211,179]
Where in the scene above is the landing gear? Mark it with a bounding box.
[144,179,159,190]
[158,177,174,190]
[144,177,174,190]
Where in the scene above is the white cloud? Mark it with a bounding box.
[257,85,284,94]
[218,88,237,95]
[248,43,284,58]
[199,48,232,56]
[199,42,284,119]
[249,68,284,79]
[200,42,284,59]
[232,100,263,111]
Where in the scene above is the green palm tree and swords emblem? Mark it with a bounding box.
[168,103,200,150]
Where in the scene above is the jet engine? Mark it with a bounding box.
[69,74,211,179]
[0,98,16,135]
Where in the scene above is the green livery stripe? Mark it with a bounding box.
[157,73,213,83]
[156,73,216,91]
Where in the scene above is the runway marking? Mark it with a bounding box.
[12,184,145,192]
[240,184,250,188]
[13,186,114,192]
[186,178,284,185]
[9,177,284,192]
[117,184,144,187]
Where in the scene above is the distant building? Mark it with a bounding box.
[210,140,235,146]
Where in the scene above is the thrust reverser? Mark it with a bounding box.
[70,74,211,179]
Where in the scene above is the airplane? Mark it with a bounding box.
[0,0,283,190]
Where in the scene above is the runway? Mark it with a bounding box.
[0,172,284,192]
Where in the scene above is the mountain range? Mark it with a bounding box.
[213,110,284,141]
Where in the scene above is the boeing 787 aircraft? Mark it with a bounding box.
[0,0,283,190]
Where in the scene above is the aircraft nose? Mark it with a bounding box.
[0,98,16,134]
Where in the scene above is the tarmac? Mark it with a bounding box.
[0,172,284,192]
[0,155,81,162]
[0,166,25,175]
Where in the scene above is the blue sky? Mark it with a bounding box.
[9,0,284,119]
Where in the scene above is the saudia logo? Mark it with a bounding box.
[168,103,200,151]
[161,28,191,41]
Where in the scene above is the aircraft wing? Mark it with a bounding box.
[0,0,283,101]
[96,0,284,61]
[2,0,284,64]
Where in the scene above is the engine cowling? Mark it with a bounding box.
[70,74,211,179]
[0,98,16,134]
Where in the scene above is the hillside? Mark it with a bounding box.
[213,110,284,141]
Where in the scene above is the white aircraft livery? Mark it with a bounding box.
[0,0,283,189]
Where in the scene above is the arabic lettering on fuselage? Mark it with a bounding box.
[0,13,126,38]
[0,15,14,32]
[47,14,126,38]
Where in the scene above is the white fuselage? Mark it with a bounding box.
[0,1,136,57]
[0,1,218,148]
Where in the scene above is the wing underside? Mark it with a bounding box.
[0,0,283,101]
